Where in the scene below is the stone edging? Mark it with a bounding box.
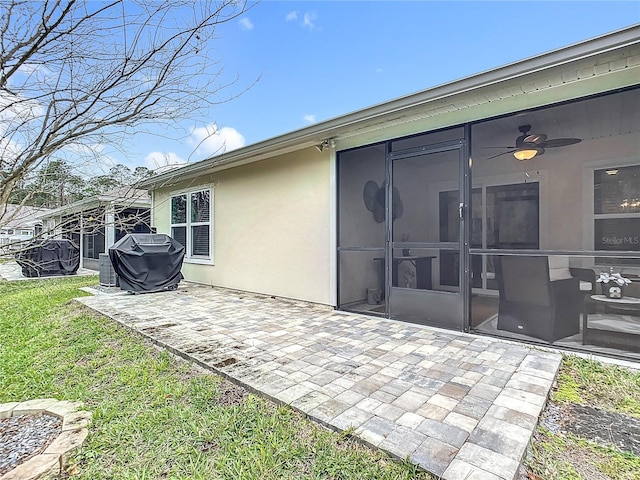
[0,399,92,480]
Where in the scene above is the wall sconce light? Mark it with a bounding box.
[513,148,539,161]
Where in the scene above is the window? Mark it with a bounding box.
[594,165,640,265]
[170,189,212,260]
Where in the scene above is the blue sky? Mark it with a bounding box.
[132,1,640,172]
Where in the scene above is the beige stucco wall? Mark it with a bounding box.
[153,147,332,304]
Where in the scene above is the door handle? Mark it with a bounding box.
[459,202,464,220]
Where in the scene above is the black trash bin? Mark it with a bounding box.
[109,233,184,293]
[15,238,80,277]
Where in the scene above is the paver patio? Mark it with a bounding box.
[75,282,561,479]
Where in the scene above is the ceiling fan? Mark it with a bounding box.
[486,125,582,161]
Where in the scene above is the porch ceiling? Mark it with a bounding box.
[472,87,640,155]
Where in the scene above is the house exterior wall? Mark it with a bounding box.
[153,147,332,304]
[149,37,640,307]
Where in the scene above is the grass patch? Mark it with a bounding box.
[526,426,640,480]
[553,355,640,417]
[0,277,433,479]
[525,353,640,480]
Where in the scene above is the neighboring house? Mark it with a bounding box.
[39,188,151,270]
[0,204,50,253]
[138,26,640,359]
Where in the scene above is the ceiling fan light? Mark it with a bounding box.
[513,148,538,161]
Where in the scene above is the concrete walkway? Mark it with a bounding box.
[77,283,561,480]
[0,261,95,281]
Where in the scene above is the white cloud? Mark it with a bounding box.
[16,63,53,80]
[287,10,319,30]
[303,12,318,30]
[239,17,254,31]
[0,135,22,167]
[143,151,187,173]
[303,114,316,124]
[0,90,44,126]
[188,124,245,158]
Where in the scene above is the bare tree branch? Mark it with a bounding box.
[1,0,251,220]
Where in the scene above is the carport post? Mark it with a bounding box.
[105,203,115,250]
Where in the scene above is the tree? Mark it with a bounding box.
[8,159,84,207]
[85,164,154,197]
[0,0,249,224]
[7,159,153,208]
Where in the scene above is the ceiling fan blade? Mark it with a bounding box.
[542,138,582,148]
[487,150,516,160]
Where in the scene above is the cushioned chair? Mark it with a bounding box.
[495,255,590,343]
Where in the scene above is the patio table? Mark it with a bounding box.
[583,295,640,353]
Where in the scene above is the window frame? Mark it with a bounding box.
[170,187,214,264]
[591,163,640,267]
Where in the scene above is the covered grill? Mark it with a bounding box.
[109,233,184,293]
[15,238,80,277]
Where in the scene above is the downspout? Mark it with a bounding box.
[79,215,84,269]
[150,190,155,232]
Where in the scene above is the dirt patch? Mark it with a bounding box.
[140,323,178,335]
[541,400,640,455]
[215,380,250,407]
[212,358,237,368]
[562,404,640,455]
[183,342,224,355]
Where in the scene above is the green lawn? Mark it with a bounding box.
[524,355,640,480]
[4,277,640,480]
[0,277,432,480]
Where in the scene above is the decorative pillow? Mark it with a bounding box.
[548,256,572,281]
[579,281,593,291]
[549,267,572,281]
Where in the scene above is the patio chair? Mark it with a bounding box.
[495,255,583,343]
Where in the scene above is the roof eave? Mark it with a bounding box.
[138,23,640,190]
[38,195,151,219]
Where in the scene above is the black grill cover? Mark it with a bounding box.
[109,233,184,293]
[15,239,80,277]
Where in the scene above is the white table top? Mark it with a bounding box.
[591,294,640,305]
